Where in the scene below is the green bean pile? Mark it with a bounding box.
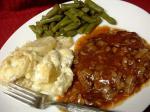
[29,0,117,38]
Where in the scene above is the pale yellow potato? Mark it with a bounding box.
[0,36,74,101]
[56,36,74,49]
[0,50,37,84]
[31,49,74,99]
[22,36,56,56]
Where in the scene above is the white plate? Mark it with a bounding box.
[0,0,150,112]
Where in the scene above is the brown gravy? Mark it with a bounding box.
[59,26,150,109]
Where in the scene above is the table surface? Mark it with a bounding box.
[0,0,149,49]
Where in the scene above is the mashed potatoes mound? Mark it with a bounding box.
[0,36,74,99]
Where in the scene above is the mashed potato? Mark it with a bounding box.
[32,49,74,99]
[0,36,74,100]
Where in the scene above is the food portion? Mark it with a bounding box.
[29,0,117,38]
[60,26,150,109]
[0,36,74,100]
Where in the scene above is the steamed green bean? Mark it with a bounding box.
[85,0,104,13]
[39,15,63,25]
[81,14,96,23]
[73,0,79,3]
[52,16,72,32]
[65,30,77,37]
[65,10,80,23]
[43,30,54,37]
[64,22,80,32]
[78,23,89,34]
[36,33,41,39]
[49,22,56,29]
[44,4,60,19]
[84,22,98,33]
[59,16,72,27]
[29,25,37,33]
[55,31,62,37]
[43,25,49,31]
[29,0,117,38]
[61,3,81,10]
[81,7,90,13]
[101,12,117,25]
[29,25,43,35]
[90,10,96,16]
[69,8,84,17]
[52,23,60,33]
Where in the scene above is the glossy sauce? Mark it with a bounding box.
[59,26,150,109]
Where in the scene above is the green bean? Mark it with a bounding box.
[58,9,63,15]
[39,15,63,25]
[29,0,117,38]
[55,32,62,37]
[80,19,86,24]
[59,28,64,32]
[69,8,84,17]
[49,22,56,30]
[29,25,43,35]
[84,22,98,33]
[41,15,46,20]
[85,0,104,13]
[73,0,79,3]
[36,21,41,26]
[81,7,90,13]
[43,25,49,31]
[65,9,80,23]
[65,30,77,37]
[93,14,103,23]
[39,19,52,25]
[35,26,44,35]
[36,33,41,39]
[96,17,102,24]
[59,16,72,27]
[79,1,85,6]
[58,29,65,35]
[29,25,37,33]
[81,14,96,23]
[101,12,117,25]
[90,10,96,16]
[64,22,80,32]
[52,16,71,32]
[61,3,81,10]
[51,23,60,33]
[43,30,54,37]
[45,4,60,19]
[77,23,89,34]
[68,8,95,22]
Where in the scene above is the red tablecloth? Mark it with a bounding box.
[0,0,149,49]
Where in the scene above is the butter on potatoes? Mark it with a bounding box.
[0,36,74,99]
